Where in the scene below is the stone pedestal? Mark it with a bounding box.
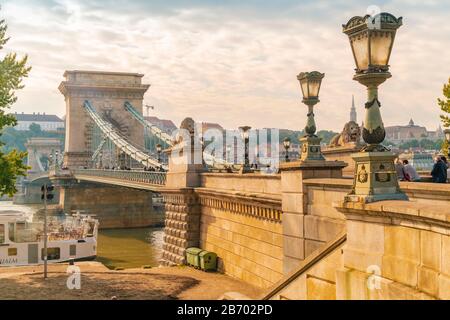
[160,117,204,266]
[279,160,347,274]
[299,136,325,162]
[322,143,362,177]
[346,151,407,203]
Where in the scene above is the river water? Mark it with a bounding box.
[0,201,164,269]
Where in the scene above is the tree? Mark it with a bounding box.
[0,12,31,196]
[438,78,450,154]
[29,122,42,135]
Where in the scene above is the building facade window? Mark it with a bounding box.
[0,225,4,244]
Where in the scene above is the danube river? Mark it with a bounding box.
[0,201,163,269]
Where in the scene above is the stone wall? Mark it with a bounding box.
[336,200,450,300]
[59,182,163,229]
[197,188,283,289]
[263,179,450,300]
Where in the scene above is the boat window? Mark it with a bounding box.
[0,225,4,244]
[70,245,76,256]
[8,248,17,256]
[8,222,41,243]
[41,248,61,261]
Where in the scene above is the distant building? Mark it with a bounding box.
[350,95,357,123]
[144,116,177,134]
[11,112,65,131]
[385,119,443,143]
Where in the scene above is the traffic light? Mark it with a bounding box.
[41,185,55,201]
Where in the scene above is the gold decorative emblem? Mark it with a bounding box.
[357,165,368,183]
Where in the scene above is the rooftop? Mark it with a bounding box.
[11,112,64,122]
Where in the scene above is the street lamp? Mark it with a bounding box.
[283,137,291,162]
[343,12,407,203]
[297,71,326,161]
[239,126,252,173]
[445,129,450,157]
[99,151,103,169]
[156,144,162,163]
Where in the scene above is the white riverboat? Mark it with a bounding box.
[0,212,98,267]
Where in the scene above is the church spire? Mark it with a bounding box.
[350,95,357,123]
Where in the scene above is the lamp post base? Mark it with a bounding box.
[299,136,325,162]
[345,151,408,203]
[239,165,253,174]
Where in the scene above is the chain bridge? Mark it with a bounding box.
[34,70,450,300]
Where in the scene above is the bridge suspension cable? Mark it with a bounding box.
[124,101,173,147]
[83,100,168,171]
[123,101,230,168]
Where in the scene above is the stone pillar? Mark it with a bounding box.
[160,118,204,266]
[280,160,346,274]
[25,138,62,173]
[58,181,161,229]
[58,71,150,168]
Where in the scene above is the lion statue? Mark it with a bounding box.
[329,121,361,148]
[173,117,196,145]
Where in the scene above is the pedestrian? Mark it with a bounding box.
[395,158,405,181]
[431,156,448,183]
[402,160,421,182]
[442,156,449,182]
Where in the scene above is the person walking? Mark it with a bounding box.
[431,156,448,183]
[402,160,421,182]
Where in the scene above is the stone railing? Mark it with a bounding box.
[72,169,167,186]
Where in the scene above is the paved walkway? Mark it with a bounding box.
[0,262,262,300]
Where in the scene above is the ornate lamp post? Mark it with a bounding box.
[297,71,326,161]
[239,126,252,173]
[283,137,291,162]
[343,12,407,203]
[156,144,162,163]
[49,153,53,168]
[445,129,450,158]
[99,151,103,169]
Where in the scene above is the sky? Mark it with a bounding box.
[1,0,449,132]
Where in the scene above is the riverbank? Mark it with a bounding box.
[0,262,262,300]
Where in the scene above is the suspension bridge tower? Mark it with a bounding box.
[58,70,150,168]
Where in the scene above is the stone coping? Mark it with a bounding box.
[279,160,347,171]
[64,70,145,77]
[335,200,450,229]
[303,178,450,195]
[195,187,281,204]
[200,172,280,180]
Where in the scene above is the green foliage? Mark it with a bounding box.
[317,130,338,145]
[398,138,443,151]
[438,78,450,154]
[1,125,64,154]
[442,140,449,155]
[438,77,450,128]
[0,13,32,196]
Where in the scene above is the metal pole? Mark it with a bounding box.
[43,184,48,280]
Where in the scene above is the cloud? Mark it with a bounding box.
[1,0,449,132]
